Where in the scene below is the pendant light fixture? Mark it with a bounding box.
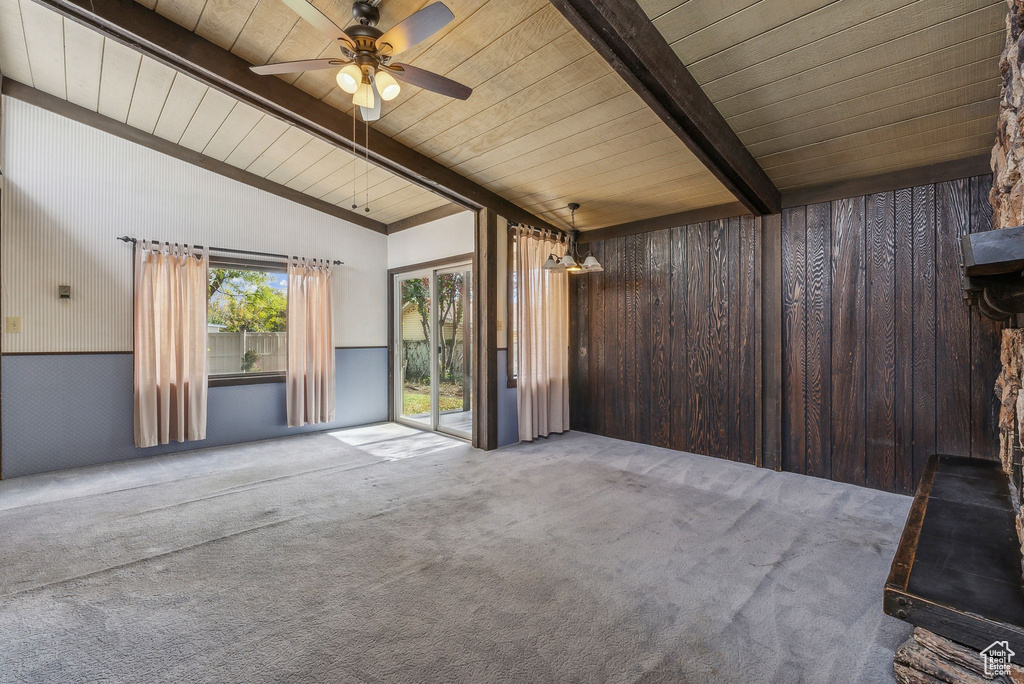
[543,203,602,274]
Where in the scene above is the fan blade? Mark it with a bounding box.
[279,0,353,46]
[250,58,347,75]
[376,2,453,56]
[387,63,471,100]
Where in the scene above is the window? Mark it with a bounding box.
[507,228,517,387]
[207,258,288,385]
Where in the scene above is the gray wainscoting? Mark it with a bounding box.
[0,348,388,478]
[497,348,518,448]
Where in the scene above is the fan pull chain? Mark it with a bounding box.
[351,111,358,210]
[364,118,370,213]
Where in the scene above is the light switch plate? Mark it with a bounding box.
[5,316,22,334]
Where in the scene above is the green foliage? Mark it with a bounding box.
[241,349,260,373]
[208,268,287,333]
[400,273,466,383]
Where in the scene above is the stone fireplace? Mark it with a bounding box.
[890,1,1024,681]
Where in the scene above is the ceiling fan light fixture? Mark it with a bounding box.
[375,70,401,101]
[336,63,362,93]
[353,79,376,108]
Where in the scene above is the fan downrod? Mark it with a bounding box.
[352,1,380,27]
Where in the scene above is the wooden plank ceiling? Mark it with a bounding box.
[0,0,457,224]
[0,0,733,230]
[640,0,1003,193]
[0,0,1004,229]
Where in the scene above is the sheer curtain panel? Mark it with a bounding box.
[287,257,336,427]
[515,226,570,441]
[134,241,209,447]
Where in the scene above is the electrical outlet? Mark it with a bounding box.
[5,316,22,334]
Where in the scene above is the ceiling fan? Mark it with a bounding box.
[250,0,472,122]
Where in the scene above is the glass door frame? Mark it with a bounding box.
[391,258,473,440]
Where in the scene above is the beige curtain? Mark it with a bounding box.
[515,226,570,441]
[287,257,335,427]
[133,241,209,448]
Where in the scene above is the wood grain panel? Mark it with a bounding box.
[649,228,671,449]
[865,191,896,490]
[685,222,711,455]
[781,206,807,474]
[590,241,606,432]
[623,233,638,442]
[668,223,689,453]
[707,220,729,459]
[934,179,972,458]
[830,196,866,485]
[893,187,915,493]
[804,202,831,480]
[634,233,652,445]
[739,216,758,464]
[968,175,1002,461]
[912,183,937,485]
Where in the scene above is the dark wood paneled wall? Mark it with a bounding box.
[570,216,762,465]
[568,174,1003,494]
[781,175,1001,493]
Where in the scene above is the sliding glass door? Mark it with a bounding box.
[394,261,473,439]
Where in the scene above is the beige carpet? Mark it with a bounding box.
[0,424,911,682]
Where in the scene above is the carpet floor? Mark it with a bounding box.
[0,425,912,683]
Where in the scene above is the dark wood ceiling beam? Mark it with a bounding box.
[33,0,555,231]
[2,78,388,233]
[547,0,780,215]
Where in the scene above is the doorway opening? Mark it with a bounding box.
[392,259,474,440]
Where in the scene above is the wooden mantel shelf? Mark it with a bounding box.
[961,226,1024,321]
[884,455,1024,652]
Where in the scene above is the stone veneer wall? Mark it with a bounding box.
[992,0,1024,228]
[993,0,1024,562]
[997,330,1024,563]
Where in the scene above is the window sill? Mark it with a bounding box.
[209,373,285,387]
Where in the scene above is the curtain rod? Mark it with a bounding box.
[116,236,343,265]
[507,221,568,242]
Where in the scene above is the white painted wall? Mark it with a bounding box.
[386,211,474,270]
[0,97,388,352]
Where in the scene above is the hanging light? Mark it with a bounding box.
[336,64,362,94]
[353,77,376,108]
[560,254,581,272]
[375,70,401,101]
[552,202,602,274]
[543,253,563,271]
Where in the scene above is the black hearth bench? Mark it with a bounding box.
[885,455,1024,653]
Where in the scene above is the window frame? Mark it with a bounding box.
[207,254,289,387]
[506,227,517,388]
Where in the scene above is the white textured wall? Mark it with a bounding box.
[386,211,474,270]
[0,97,388,352]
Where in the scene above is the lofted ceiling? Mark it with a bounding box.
[640,0,1003,192]
[134,0,734,230]
[0,0,453,225]
[0,0,1006,231]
